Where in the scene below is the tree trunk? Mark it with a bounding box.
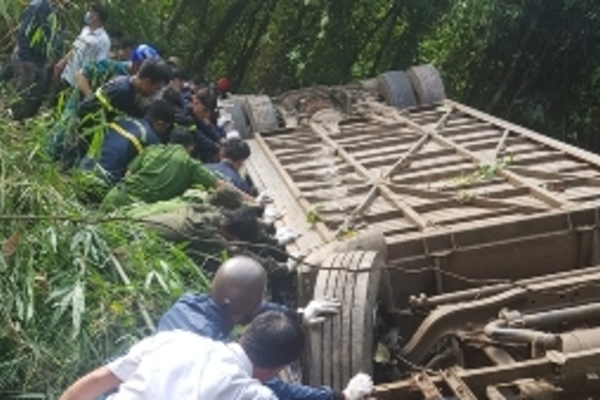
[486,11,540,113]
[193,0,254,70]
[232,0,279,91]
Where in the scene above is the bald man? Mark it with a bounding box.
[158,256,287,338]
[157,256,371,400]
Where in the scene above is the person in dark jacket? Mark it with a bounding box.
[57,59,171,169]
[176,88,224,163]
[161,86,186,122]
[78,58,171,123]
[82,99,174,183]
[157,256,372,400]
[10,0,64,120]
[208,138,256,195]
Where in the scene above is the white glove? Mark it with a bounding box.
[298,298,341,325]
[226,130,241,140]
[255,190,274,205]
[286,251,307,272]
[343,373,373,400]
[276,226,301,246]
[263,204,284,225]
[217,112,232,128]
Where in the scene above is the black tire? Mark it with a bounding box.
[244,95,279,135]
[406,64,446,105]
[307,250,386,390]
[376,70,417,109]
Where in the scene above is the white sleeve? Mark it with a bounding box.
[107,332,182,381]
[96,36,111,60]
[106,336,156,381]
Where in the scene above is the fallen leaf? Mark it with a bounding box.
[2,232,21,259]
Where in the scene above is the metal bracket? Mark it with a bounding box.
[442,368,477,400]
[412,372,444,400]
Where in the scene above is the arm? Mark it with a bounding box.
[78,79,122,120]
[191,128,220,157]
[215,179,256,204]
[253,229,289,262]
[198,121,222,144]
[191,159,256,204]
[258,300,289,314]
[77,90,102,120]
[62,333,160,400]
[54,49,72,76]
[264,379,342,400]
[59,366,121,400]
[75,69,93,97]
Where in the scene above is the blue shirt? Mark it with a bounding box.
[207,161,252,194]
[98,116,161,183]
[158,293,336,400]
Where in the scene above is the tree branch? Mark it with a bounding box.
[165,0,194,40]
[232,0,279,90]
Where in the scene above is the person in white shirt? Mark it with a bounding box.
[58,310,306,400]
[54,2,111,88]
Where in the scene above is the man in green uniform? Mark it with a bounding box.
[101,128,254,211]
[118,186,289,279]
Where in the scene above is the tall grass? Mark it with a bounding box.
[0,112,209,398]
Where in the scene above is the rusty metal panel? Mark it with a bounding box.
[248,100,600,303]
[253,102,600,243]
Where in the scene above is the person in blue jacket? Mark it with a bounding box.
[208,138,256,195]
[10,0,64,120]
[78,58,171,123]
[56,59,171,169]
[81,99,174,183]
[157,256,373,400]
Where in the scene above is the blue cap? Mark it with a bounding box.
[131,44,160,63]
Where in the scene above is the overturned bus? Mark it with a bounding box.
[230,65,600,400]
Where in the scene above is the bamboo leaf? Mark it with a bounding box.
[71,281,85,337]
[46,227,58,253]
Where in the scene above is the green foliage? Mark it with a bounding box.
[452,155,514,188]
[0,0,22,26]
[306,205,324,228]
[4,0,598,159]
[52,0,595,155]
[0,114,208,397]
